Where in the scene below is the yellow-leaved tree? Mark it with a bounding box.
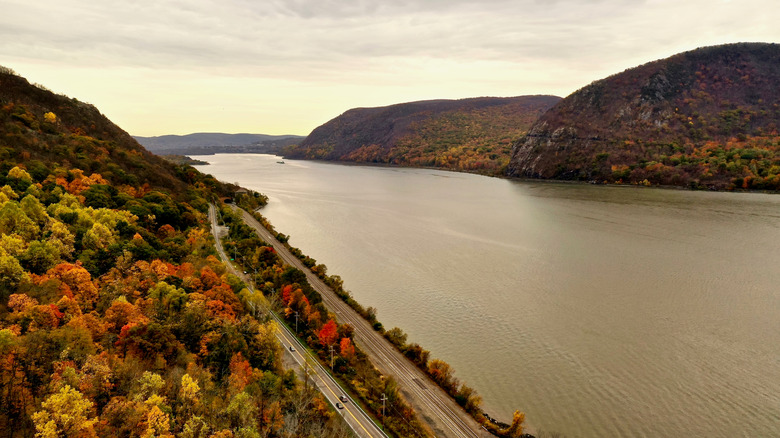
[31,385,98,438]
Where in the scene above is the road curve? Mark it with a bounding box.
[230,205,490,438]
[209,204,387,438]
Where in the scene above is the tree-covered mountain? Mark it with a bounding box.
[283,95,561,175]
[508,43,780,190]
[134,133,304,156]
[0,67,352,437]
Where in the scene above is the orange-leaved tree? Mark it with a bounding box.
[318,319,338,347]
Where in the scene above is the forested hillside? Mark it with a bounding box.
[508,43,780,190]
[0,67,350,437]
[134,133,304,157]
[284,96,560,175]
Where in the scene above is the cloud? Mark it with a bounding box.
[1,0,778,135]
[2,0,774,73]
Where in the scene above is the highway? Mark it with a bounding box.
[209,204,388,438]
[229,205,490,438]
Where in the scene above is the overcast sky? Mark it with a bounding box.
[1,0,777,136]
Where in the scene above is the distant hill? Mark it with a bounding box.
[508,42,780,190]
[283,95,561,175]
[134,132,304,156]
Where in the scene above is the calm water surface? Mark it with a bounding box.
[194,154,780,437]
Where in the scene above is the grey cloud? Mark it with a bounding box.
[1,0,778,84]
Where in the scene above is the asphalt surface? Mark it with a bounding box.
[229,205,490,438]
[209,204,387,438]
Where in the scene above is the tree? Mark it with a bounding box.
[46,263,99,310]
[82,222,116,251]
[20,194,48,227]
[455,383,483,414]
[403,343,430,368]
[7,166,32,183]
[0,201,39,240]
[148,281,188,319]
[47,221,75,258]
[317,319,338,347]
[141,405,172,438]
[225,391,257,430]
[384,327,407,348]
[504,410,526,437]
[180,374,201,404]
[339,337,355,360]
[0,253,27,292]
[31,385,98,438]
[104,298,147,332]
[0,233,26,257]
[21,240,60,274]
[227,353,252,395]
[427,359,459,393]
[134,371,165,402]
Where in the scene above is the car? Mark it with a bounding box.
[335,402,344,409]
[339,395,348,402]
[289,346,295,352]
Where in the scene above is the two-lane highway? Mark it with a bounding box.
[209,204,387,438]
[230,205,489,438]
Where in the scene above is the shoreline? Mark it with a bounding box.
[189,151,778,195]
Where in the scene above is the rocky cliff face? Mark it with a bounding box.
[507,43,780,190]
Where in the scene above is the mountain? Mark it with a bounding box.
[134,132,304,156]
[283,95,561,175]
[508,42,780,190]
[0,67,441,438]
[0,68,205,195]
[0,67,350,437]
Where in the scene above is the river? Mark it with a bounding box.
[193,154,780,437]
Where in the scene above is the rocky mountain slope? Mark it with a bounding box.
[284,95,560,175]
[508,43,780,190]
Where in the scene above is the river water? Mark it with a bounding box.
[193,154,780,437]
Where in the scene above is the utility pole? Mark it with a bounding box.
[380,393,387,430]
[294,311,299,333]
[329,345,334,371]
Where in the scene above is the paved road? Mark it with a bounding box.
[230,205,489,438]
[209,204,387,438]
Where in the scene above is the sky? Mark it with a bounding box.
[1,0,778,137]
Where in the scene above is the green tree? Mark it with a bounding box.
[384,327,408,348]
[82,222,116,251]
[0,253,28,294]
[21,240,60,274]
[0,201,38,240]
